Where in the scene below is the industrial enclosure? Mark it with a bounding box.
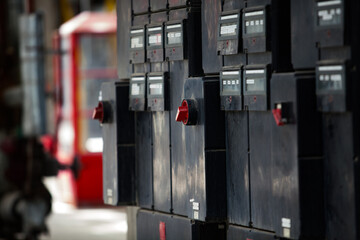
[91,0,360,239]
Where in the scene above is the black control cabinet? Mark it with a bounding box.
[314,0,346,48]
[217,10,241,56]
[167,7,203,77]
[220,67,243,111]
[147,72,169,111]
[270,72,323,239]
[146,23,165,63]
[316,61,349,112]
[225,72,324,239]
[242,6,268,53]
[129,73,147,111]
[182,77,226,221]
[243,64,270,111]
[101,81,136,206]
[130,26,146,64]
[165,20,186,61]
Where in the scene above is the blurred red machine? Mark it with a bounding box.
[52,12,117,206]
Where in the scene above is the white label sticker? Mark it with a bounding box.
[167,24,181,29]
[245,10,264,17]
[148,26,162,32]
[317,0,341,7]
[193,211,199,219]
[246,69,265,74]
[318,65,343,71]
[221,14,238,20]
[107,189,113,197]
[149,76,163,80]
[223,71,240,75]
[132,77,145,81]
[193,202,200,211]
[283,228,290,238]
[281,218,291,228]
[131,29,144,34]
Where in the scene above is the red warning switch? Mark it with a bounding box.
[175,99,197,125]
[272,103,287,126]
[176,100,189,124]
[92,101,104,123]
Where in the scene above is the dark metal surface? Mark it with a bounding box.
[168,0,200,8]
[169,61,188,216]
[223,0,244,11]
[323,114,357,240]
[225,111,250,226]
[19,13,46,136]
[101,81,136,206]
[248,111,273,231]
[152,111,172,212]
[291,0,317,70]
[150,0,167,12]
[201,0,222,74]
[117,0,132,79]
[227,224,275,240]
[136,112,154,209]
[132,0,149,14]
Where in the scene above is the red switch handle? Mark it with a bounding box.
[175,99,197,125]
[272,108,285,126]
[93,101,104,123]
[176,100,189,124]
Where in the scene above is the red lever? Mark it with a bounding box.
[92,101,104,123]
[272,103,285,126]
[176,100,189,124]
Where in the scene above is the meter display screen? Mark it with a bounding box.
[131,36,144,48]
[220,23,238,36]
[317,0,342,26]
[149,83,163,95]
[317,65,344,91]
[244,11,265,34]
[167,31,182,45]
[131,76,145,96]
[222,79,240,92]
[131,83,145,96]
[148,33,162,46]
[244,69,266,92]
[245,77,265,91]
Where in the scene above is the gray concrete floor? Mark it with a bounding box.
[39,177,128,240]
[39,205,127,240]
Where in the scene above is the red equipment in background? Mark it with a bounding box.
[53,12,117,205]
